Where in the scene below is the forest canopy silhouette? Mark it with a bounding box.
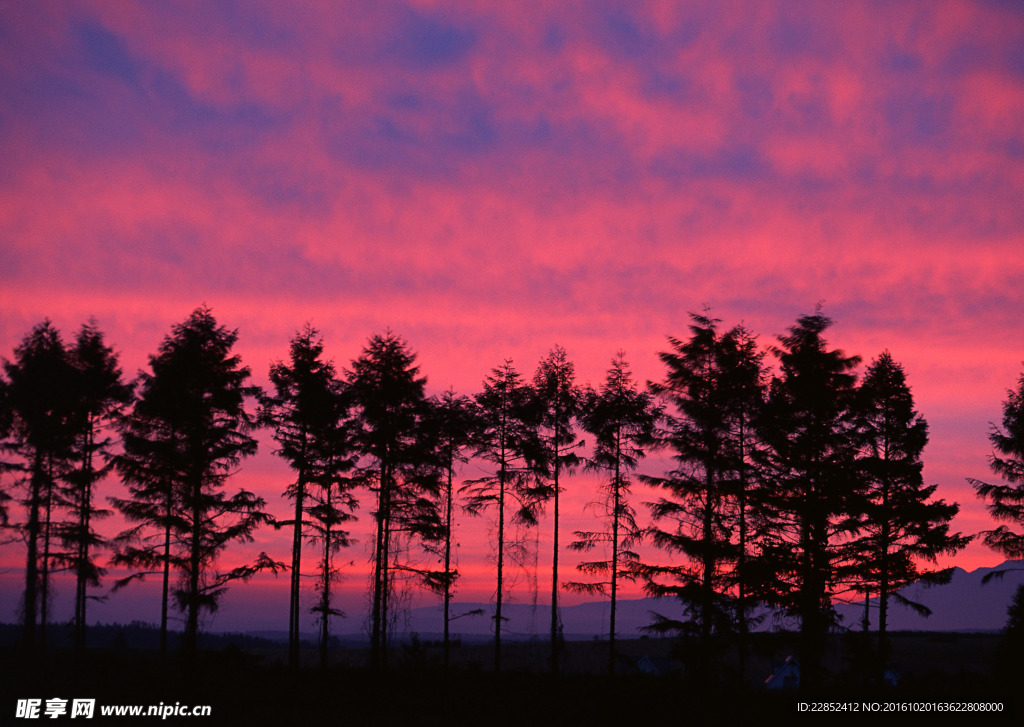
[5,305,1023,689]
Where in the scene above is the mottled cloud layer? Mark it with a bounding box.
[2,1,1022,626]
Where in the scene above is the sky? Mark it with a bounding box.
[1,1,1023,633]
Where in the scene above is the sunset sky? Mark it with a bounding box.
[2,1,1023,633]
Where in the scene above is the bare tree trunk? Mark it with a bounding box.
[289,458,306,668]
[443,464,453,669]
[40,454,54,651]
[370,461,387,669]
[879,451,891,677]
[74,423,94,655]
[609,434,620,678]
[495,445,506,673]
[160,489,171,660]
[550,422,561,675]
[22,451,44,652]
[736,427,749,685]
[319,479,332,670]
[701,465,714,663]
[380,469,393,669]
[183,467,202,658]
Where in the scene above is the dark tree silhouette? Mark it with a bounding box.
[971,367,1024,563]
[994,584,1024,684]
[463,359,543,672]
[532,345,582,675]
[112,405,179,655]
[111,378,184,658]
[643,314,767,681]
[306,443,357,669]
[2,320,77,651]
[423,388,478,668]
[852,351,970,669]
[261,324,355,668]
[714,324,769,680]
[758,312,862,689]
[0,382,11,529]
[347,331,439,668]
[59,322,132,655]
[567,352,659,676]
[113,307,277,657]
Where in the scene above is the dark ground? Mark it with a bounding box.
[0,630,1018,725]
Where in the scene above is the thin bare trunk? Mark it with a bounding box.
[74,422,94,654]
[550,440,560,675]
[289,445,306,668]
[40,454,54,650]
[609,429,620,678]
[495,445,505,673]
[160,487,171,660]
[319,479,332,669]
[22,451,44,651]
[443,462,453,668]
[184,468,202,657]
[370,460,387,669]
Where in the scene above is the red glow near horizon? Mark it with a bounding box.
[2,1,1023,633]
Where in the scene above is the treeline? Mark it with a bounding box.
[2,306,1022,686]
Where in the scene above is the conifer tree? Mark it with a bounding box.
[114,307,277,657]
[716,324,768,678]
[0,383,11,528]
[532,345,582,675]
[424,389,478,667]
[971,367,1024,562]
[112,383,184,658]
[347,332,440,668]
[643,314,766,679]
[59,322,132,654]
[758,312,864,688]
[853,351,969,667]
[567,352,659,676]
[261,325,355,668]
[463,360,543,672]
[994,584,1024,684]
[2,321,77,651]
[307,447,357,669]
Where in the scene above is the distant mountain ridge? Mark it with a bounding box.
[361,560,1024,640]
[18,560,1014,645]
[833,559,1024,632]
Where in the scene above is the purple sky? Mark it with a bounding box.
[2,1,1023,631]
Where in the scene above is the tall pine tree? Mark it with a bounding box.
[532,345,582,675]
[971,367,1024,562]
[261,324,355,668]
[715,323,768,680]
[463,360,543,672]
[347,332,440,668]
[2,321,77,651]
[424,388,479,668]
[60,322,132,654]
[643,314,766,680]
[567,352,659,676]
[0,380,11,529]
[114,307,277,657]
[758,311,862,689]
[853,351,969,668]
